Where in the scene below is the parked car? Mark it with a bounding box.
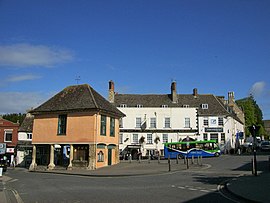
[260,141,270,151]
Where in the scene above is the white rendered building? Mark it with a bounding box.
[108,81,245,158]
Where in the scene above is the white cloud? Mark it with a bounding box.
[249,81,266,98]
[0,43,74,67]
[6,74,41,82]
[0,92,50,114]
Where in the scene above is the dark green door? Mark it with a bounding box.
[108,149,112,165]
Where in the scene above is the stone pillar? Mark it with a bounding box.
[115,146,119,164]
[47,144,55,170]
[29,144,37,171]
[87,144,96,170]
[67,144,74,170]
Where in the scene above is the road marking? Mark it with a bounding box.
[177,186,185,189]
[10,188,24,203]
[200,189,210,193]
[8,179,18,183]
[188,188,198,191]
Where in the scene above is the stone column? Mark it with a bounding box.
[67,144,74,170]
[87,144,96,170]
[115,146,119,164]
[47,144,55,170]
[29,144,37,171]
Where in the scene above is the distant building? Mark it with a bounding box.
[17,113,34,167]
[29,84,124,171]
[263,120,270,138]
[0,117,19,166]
[108,81,245,158]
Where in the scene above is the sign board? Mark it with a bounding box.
[0,143,6,155]
[205,128,223,132]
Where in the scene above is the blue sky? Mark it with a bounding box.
[0,0,270,119]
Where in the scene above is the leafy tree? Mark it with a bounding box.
[236,96,265,136]
[1,113,26,124]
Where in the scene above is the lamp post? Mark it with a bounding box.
[252,125,257,176]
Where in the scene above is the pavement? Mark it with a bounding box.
[1,159,270,202]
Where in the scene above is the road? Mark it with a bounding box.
[1,154,269,203]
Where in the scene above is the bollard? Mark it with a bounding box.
[269,156,270,171]
[191,156,194,164]
[197,156,199,165]
[251,159,254,175]
[129,155,132,163]
[138,155,141,163]
[148,155,150,164]
[186,156,189,169]
[200,156,202,166]
[176,155,179,164]
[184,156,186,164]
[158,155,160,164]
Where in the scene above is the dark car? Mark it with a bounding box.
[0,159,7,172]
[260,141,270,151]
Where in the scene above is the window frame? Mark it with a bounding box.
[184,117,191,128]
[58,114,67,135]
[133,134,139,144]
[4,130,13,142]
[150,117,156,128]
[164,117,171,128]
[147,134,153,144]
[163,134,168,143]
[100,115,107,136]
[110,117,115,137]
[135,117,141,128]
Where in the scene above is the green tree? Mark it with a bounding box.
[1,113,26,124]
[236,96,265,136]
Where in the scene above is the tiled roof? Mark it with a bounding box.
[114,93,229,116]
[18,114,34,132]
[31,84,125,118]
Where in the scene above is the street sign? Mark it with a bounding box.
[0,143,6,155]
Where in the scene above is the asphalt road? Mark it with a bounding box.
[2,154,269,203]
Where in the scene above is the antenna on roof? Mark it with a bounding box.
[75,76,81,84]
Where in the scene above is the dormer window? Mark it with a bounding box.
[137,104,143,108]
[120,104,127,108]
[202,104,208,109]
[183,105,189,108]
[161,105,168,108]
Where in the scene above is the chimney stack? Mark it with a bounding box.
[228,92,235,107]
[171,81,178,103]
[193,88,198,97]
[108,80,115,103]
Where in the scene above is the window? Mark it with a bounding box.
[97,151,104,162]
[210,134,218,141]
[119,134,123,144]
[110,117,115,137]
[202,104,208,109]
[203,133,208,141]
[147,134,152,144]
[137,104,143,108]
[218,117,224,126]
[100,115,107,136]
[163,134,168,143]
[161,105,168,108]
[164,117,170,128]
[4,130,12,142]
[136,117,141,128]
[185,118,190,128]
[203,118,209,126]
[27,133,32,140]
[221,133,225,144]
[183,105,189,108]
[150,118,156,128]
[133,134,138,144]
[120,104,127,108]
[58,115,67,135]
